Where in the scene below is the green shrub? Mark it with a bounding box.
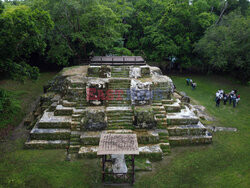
[0,89,21,129]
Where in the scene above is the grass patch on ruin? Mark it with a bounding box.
[0,74,249,187]
[0,72,57,132]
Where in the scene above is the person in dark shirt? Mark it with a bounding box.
[223,94,228,105]
[232,94,237,108]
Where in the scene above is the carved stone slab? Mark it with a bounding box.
[97,134,139,155]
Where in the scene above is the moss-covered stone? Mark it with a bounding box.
[159,143,170,154]
[87,66,100,77]
[78,146,98,158]
[137,131,159,144]
[134,107,156,129]
[80,131,100,145]
[141,67,150,78]
[25,140,69,149]
[82,108,107,131]
[138,145,163,161]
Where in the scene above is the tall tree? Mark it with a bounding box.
[0,4,53,80]
[194,12,250,83]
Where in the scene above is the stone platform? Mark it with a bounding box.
[25,63,212,161]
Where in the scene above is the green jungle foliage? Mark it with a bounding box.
[0,0,249,82]
[0,88,21,129]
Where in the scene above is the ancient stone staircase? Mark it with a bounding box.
[25,110,71,149]
[68,109,84,154]
[167,106,212,146]
[106,107,134,129]
[107,78,131,106]
[163,98,182,113]
[152,101,168,128]
[111,66,130,78]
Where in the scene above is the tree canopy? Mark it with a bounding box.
[0,0,249,83]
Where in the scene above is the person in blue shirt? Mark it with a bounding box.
[186,78,190,86]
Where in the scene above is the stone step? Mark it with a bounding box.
[111,72,129,75]
[108,122,133,127]
[68,87,85,91]
[107,100,130,104]
[78,146,98,158]
[78,144,164,161]
[106,106,132,112]
[71,131,81,138]
[155,117,167,122]
[107,116,133,120]
[54,105,73,116]
[80,131,101,145]
[70,137,80,142]
[62,100,77,107]
[153,110,166,115]
[112,75,129,77]
[138,145,163,161]
[25,140,69,149]
[73,108,85,114]
[108,104,131,107]
[70,141,80,146]
[167,117,199,126]
[107,120,133,124]
[38,111,72,129]
[30,127,71,140]
[152,106,165,112]
[163,99,181,112]
[152,103,162,106]
[69,145,81,153]
[156,122,168,128]
[169,135,212,146]
[162,99,175,104]
[72,114,82,118]
[167,106,199,125]
[164,105,181,112]
[136,131,160,144]
[155,114,166,118]
[107,113,133,117]
[68,82,86,88]
[167,123,207,136]
[80,130,160,146]
[109,80,131,84]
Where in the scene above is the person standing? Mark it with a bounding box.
[215,92,220,107]
[192,82,197,90]
[229,90,234,105]
[236,94,240,105]
[232,94,237,108]
[186,78,190,86]
[190,79,193,86]
[223,94,228,105]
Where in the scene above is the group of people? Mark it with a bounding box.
[186,78,197,90]
[215,89,240,108]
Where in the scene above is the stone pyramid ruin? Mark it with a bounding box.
[25,56,212,161]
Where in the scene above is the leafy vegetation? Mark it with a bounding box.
[194,12,250,83]
[0,89,21,130]
[0,72,56,137]
[0,0,249,82]
[0,4,53,80]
